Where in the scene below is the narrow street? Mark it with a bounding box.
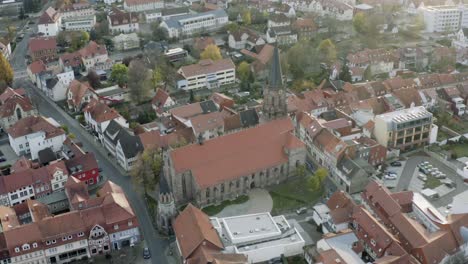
[14,78,170,264]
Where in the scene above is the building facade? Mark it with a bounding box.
[421,4,468,33]
[160,9,228,38]
[176,59,235,90]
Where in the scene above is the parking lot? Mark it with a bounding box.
[396,155,467,208]
[0,135,19,168]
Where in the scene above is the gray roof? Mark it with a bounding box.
[200,100,218,113]
[163,9,227,29]
[239,109,259,128]
[46,77,59,90]
[104,120,125,145]
[161,6,189,16]
[38,148,57,165]
[268,46,283,90]
[118,129,143,159]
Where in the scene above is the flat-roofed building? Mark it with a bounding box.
[176,58,235,90]
[160,9,228,38]
[374,106,435,151]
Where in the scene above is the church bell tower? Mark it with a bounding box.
[263,46,287,121]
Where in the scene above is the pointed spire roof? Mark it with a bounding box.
[268,46,283,89]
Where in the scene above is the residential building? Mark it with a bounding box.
[115,129,143,171]
[28,37,57,62]
[267,13,290,28]
[60,2,96,31]
[210,212,305,263]
[123,0,164,12]
[228,28,265,50]
[65,152,100,186]
[151,88,176,115]
[266,26,298,45]
[173,204,248,263]
[165,118,306,206]
[176,58,235,90]
[67,80,95,112]
[292,18,317,40]
[83,99,128,143]
[420,4,468,33]
[107,9,140,34]
[311,191,355,234]
[240,44,275,77]
[0,88,37,130]
[160,9,228,38]
[347,48,399,76]
[78,41,111,72]
[273,3,296,18]
[7,116,66,160]
[59,51,83,74]
[374,106,435,151]
[44,71,74,101]
[38,7,61,36]
[452,28,468,65]
[303,0,353,21]
[27,60,47,85]
[93,85,129,105]
[112,33,140,51]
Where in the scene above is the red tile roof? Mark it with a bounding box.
[84,99,120,123]
[170,118,304,188]
[173,204,223,259]
[67,80,95,108]
[38,7,59,24]
[7,116,64,139]
[28,37,57,53]
[28,60,47,74]
[78,41,107,59]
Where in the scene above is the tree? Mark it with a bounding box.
[295,164,306,177]
[56,32,67,47]
[291,79,315,93]
[314,168,328,184]
[189,89,195,103]
[353,13,369,35]
[287,40,319,79]
[0,54,14,86]
[18,7,25,19]
[317,39,337,65]
[237,61,251,82]
[339,63,352,82]
[363,66,372,81]
[151,22,169,41]
[95,20,109,38]
[151,66,164,88]
[130,147,162,193]
[110,63,128,87]
[241,9,251,25]
[87,70,101,89]
[308,176,320,191]
[200,44,222,61]
[71,31,90,50]
[128,59,151,104]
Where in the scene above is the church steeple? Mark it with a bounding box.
[268,46,283,89]
[263,46,287,121]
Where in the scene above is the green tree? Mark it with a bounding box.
[151,22,169,41]
[18,7,25,19]
[353,13,369,34]
[237,61,251,82]
[110,63,128,87]
[291,79,315,93]
[201,44,222,61]
[127,59,151,104]
[363,66,372,81]
[314,168,328,184]
[295,164,306,177]
[241,9,252,25]
[308,176,320,191]
[339,63,352,82]
[0,53,14,86]
[189,89,195,103]
[151,66,164,88]
[317,39,337,64]
[130,147,162,193]
[71,31,90,50]
[56,32,67,47]
[287,40,319,79]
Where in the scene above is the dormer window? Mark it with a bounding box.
[14,247,19,253]
[22,244,30,251]
[33,243,38,248]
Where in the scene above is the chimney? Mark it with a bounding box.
[197,134,204,145]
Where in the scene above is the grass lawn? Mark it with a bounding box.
[202,195,249,216]
[424,175,442,189]
[269,176,323,215]
[443,143,468,158]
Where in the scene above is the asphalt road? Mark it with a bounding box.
[14,78,170,264]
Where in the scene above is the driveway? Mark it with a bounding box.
[214,189,273,217]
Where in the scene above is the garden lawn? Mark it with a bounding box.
[444,143,468,158]
[269,176,323,215]
[424,175,442,189]
[202,195,249,216]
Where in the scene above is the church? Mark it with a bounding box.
[158,47,306,219]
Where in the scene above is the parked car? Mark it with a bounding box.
[385,174,397,180]
[143,248,151,259]
[0,157,6,162]
[418,174,427,181]
[390,161,402,167]
[268,257,282,264]
[296,207,307,215]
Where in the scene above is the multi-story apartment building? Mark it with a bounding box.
[160,9,228,39]
[60,2,96,31]
[374,106,435,151]
[78,41,110,71]
[28,37,57,62]
[107,9,139,34]
[176,58,235,90]
[421,4,468,33]
[123,0,163,12]
[7,116,66,160]
[38,7,61,36]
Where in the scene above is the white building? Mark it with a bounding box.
[112,33,140,51]
[108,9,140,34]
[160,9,228,38]
[83,99,128,143]
[123,0,164,12]
[283,0,353,21]
[421,4,468,33]
[210,212,305,263]
[44,71,74,101]
[79,41,111,72]
[60,3,96,31]
[176,58,235,90]
[7,116,66,160]
[38,7,61,36]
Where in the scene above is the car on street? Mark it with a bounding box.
[390,161,402,167]
[143,247,151,259]
[0,157,6,162]
[296,207,307,215]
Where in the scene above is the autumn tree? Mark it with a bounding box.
[200,44,222,61]
[0,53,14,86]
[71,31,90,51]
[241,9,252,25]
[128,59,152,104]
[314,168,328,184]
[130,147,162,193]
[237,61,251,82]
[317,39,337,65]
[307,167,328,191]
[151,66,163,88]
[110,63,128,87]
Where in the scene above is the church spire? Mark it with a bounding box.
[268,46,283,89]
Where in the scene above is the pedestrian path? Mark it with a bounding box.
[214,189,273,217]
